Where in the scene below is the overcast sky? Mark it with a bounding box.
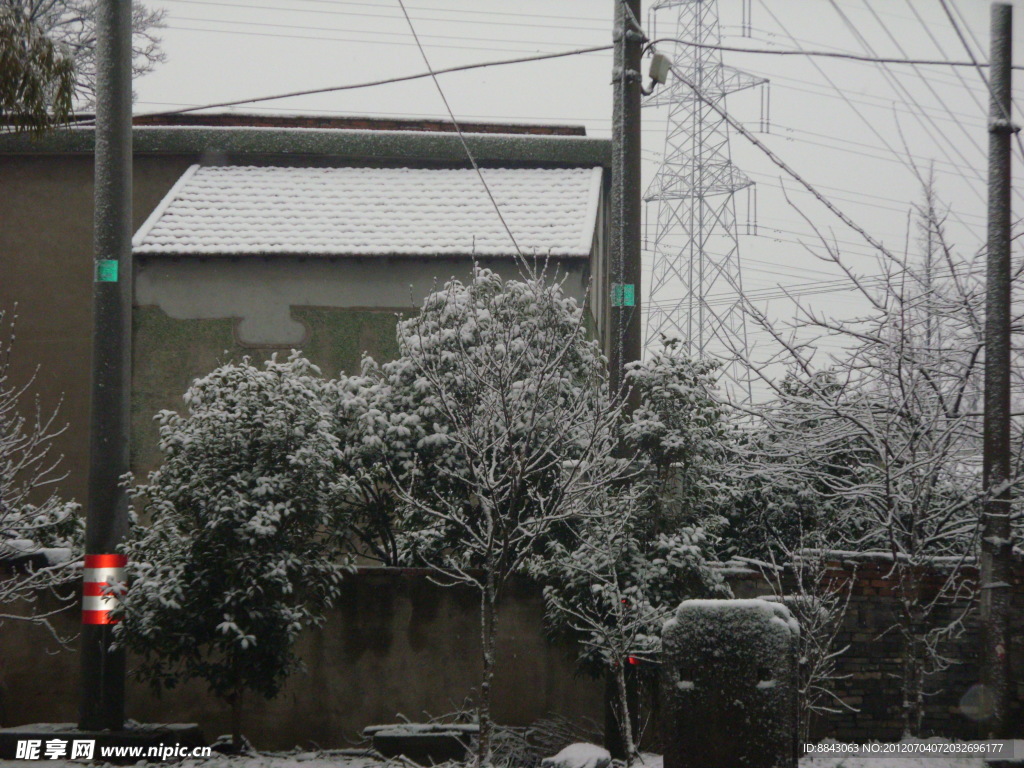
[130,0,1024,380]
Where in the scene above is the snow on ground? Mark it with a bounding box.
[4,742,1020,768]
[0,752,380,768]
[802,756,985,768]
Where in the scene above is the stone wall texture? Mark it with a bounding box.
[729,559,1024,742]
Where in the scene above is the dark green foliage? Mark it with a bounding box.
[0,6,74,134]
[115,354,352,748]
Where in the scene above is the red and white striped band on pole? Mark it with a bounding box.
[82,554,127,625]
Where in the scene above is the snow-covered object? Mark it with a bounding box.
[132,164,603,257]
[0,309,83,622]
[661,599,799,768]
[541,742,612,768]
[115,353,352,724]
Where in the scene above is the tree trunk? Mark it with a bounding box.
[614,663,637,766]
[230,691,244,753]
[477,571,498,766]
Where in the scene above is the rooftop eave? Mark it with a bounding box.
[0,126,612,168]
[132,249,594,260]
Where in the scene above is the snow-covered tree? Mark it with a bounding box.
[738,184,1004,734]
[364,268,626,765]
[622,340,732,537]
[115,354,352,751]
[530,486,727,764]
[0,4,74,132]
[2,0,165,109]
[0,309,81,632]
[720,368,878,564]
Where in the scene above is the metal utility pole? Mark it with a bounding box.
[79,0,132,732]
[609,0,643,410]
[981,0,1015,740]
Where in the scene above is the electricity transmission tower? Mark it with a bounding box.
[644,0,765,399]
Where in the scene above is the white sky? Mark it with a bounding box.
[131,0,1024,384]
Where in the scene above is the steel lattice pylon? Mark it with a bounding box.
[644,0,764,400]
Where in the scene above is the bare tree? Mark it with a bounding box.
[533,486,727,765]
[368,268,626,766]
[741,537,855,743]
[0,309,82,634]
[2,0,165,107]
[736,182,1006,734]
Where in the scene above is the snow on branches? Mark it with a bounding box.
[736,181,1003,735]
[530,488,727,764]
[366,267,626,764]
[0,309,81,633]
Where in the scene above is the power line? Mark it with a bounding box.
[666,60,905,270]
[160,22,603,56]
[395,0,523,260]
[858,0,988,178]
[901,0,989,134]
[166,13,606,51]
[646,36,1024,70]
[757,2,985,238]
[72,44,613,125]
[937,0,1024,165]
[277,0,609,25]
[824,0,989,210]
[158,0,612,34]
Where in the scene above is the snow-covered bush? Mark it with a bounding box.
[318,368,409,565]
[114,353,352,751]
[0,309,81,632]
[524,340,731,762]
[622,340,732,535]
[720,371,864,560]
[365,267,626,764]
[661,599,799,768]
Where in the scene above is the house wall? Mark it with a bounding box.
[0,153,195,505]
[132,257,590,475]
[1,146,601,505]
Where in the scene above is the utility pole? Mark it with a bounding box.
[79,0,132,732]
[606,2,645,756]
[609,0,643,410]
[981,0,1015,740]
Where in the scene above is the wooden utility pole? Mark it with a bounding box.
[79,0,132,731]
[981,0,1015,739]
[609,0,644,411]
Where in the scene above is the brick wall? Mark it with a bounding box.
[728,558,1024,741]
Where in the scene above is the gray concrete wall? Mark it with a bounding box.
[0,569,602,749]
[136,257,592,347]
[0,154,196,506]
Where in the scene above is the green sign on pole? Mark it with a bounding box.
[612,283,635,307]
[95,259,118,283]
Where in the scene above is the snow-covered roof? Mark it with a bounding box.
[133,164,604,258]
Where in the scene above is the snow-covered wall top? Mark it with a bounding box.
[0,126,611,167]
[133,164,604,258]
